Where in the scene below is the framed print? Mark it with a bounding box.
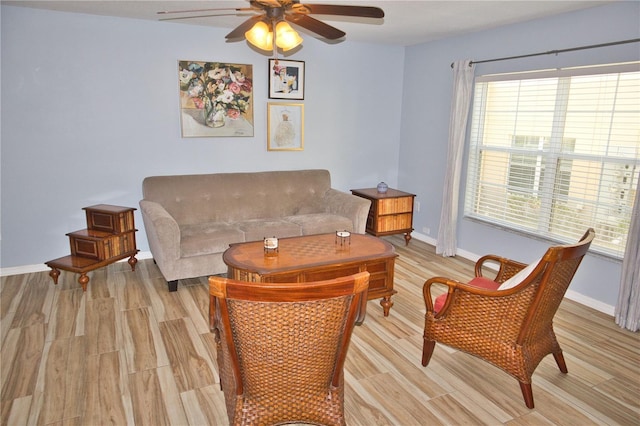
[267,103,304,151]
[269,59,304,100]
[178,61,254,137]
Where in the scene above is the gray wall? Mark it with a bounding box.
[0,5,403,267]
[2,2,639,313]
[399,1,640,310]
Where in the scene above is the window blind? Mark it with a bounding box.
[464,62,640,258]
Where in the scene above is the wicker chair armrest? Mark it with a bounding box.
[428,285,534,342]
[424,272,534,318]
[422,276,467,312]
[475,254,528,284]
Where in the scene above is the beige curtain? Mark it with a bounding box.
[615,178,640,332]
[436,60,475,256]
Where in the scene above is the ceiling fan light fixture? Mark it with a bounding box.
[275,21,303,50]
[245,20,273,51]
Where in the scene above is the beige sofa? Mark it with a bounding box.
[140,169,371,291]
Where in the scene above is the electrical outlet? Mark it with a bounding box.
[422,227,430,235]
[415,201,420,212]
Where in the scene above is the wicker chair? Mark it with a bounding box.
[209,271,370,426]
[422,229,595,408]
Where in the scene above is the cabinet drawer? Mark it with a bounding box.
[68,230,136,260]
[84,205,136,233]
[377,196,413,215]
[69,234,111,260]
[304,265,361,282]
[375,213,413,233]
[367,275,388,292]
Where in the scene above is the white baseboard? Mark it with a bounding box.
[1,251,154,277]
[564,289,615,316]
[410,232,615,316]
[3,243,614,316]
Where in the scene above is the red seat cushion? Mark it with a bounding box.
[433,276,500,312]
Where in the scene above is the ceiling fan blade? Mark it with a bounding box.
[292,4,384,19]
[160,12,256,22]
[286,14,345,40]
[157,7,254,15]
[226,15,265,40]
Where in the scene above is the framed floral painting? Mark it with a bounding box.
[178,61,254,137]
[267,103,304,151]
[269,59,304,100]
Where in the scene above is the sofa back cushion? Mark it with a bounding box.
[142,169,332,225]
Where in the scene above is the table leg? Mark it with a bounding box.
[380,295,394,317]
[49,268,60,285]
[128,255,138,271]
[78,274,89,292]
[404,232,412,246]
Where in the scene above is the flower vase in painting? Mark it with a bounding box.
[179,61,253,137]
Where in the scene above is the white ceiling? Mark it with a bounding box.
[2,0,615,46]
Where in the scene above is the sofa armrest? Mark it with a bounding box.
[322,189,371,234]
[139,200,181,263]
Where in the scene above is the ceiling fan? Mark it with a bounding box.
[158,0,384,51]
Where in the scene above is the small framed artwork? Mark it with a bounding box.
[178,60,254,138]
[269,59,304,100]
[267,103,304,151]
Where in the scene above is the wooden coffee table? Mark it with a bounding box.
[223,233,398,317]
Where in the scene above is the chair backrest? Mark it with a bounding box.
[517,228,595,344]
[209,271,370,425]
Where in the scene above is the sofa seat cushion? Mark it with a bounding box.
[285,214,354,235]
[236,219,302,242]
[180,222,245,257]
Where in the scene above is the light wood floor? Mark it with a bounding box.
[1,235,639,425]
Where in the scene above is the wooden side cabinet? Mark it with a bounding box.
[45,204,138,291]
[351,188,416,245]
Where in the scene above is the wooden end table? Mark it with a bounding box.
[351,188,416,245]
[223,233,398,318]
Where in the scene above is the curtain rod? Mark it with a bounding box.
[450,38,640,68]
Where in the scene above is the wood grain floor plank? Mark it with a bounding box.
[181,282,212,335]
[86,267,112,300]
[158,318,216,393]
[9,274,49,329]
[198,332,221,383]
[1,323,45,401]
[181,384,228,425]
[0,274,24,315]
[344,379,395,426]
[358,372,443,425]
[145,276,190,323]
[1,235,638,425]
[593,377,640,409]
[128,369,170,426]
[425,393,503,425]
[45,288,83,341]
[122,307,168,373]
[32,336,89,424]
[83,351,129,425]
[343,370,397,426]
[85,297,118,355]
[156,365,190,425]
[1,395,31,426]
[118,271,151,311]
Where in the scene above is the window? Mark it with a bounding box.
[464,63,640,258]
